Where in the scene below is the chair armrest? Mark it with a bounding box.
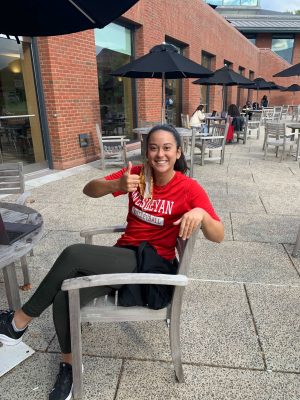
[80,224,126,239]
[62,273,188,291]
[196,135,224,141]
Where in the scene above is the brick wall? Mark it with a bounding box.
[37,0,300,169]
[37,31,100,170]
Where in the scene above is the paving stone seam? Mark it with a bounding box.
[282,244,300,278]
[113,358,125,400]
[243,284,267,370]
[189,278,300,288]
[40,350,300,375]
[258,195,268,214]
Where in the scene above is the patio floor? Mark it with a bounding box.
[0,126,299,399]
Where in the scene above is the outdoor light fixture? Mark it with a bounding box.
[78,133,89,148]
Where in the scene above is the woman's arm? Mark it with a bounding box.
[173,208,224,242]
[83,162,140,198]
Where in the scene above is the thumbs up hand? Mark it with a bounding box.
[120,162,140,192]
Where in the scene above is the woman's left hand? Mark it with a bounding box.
[173,208,206,240]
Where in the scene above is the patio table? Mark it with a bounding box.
[0,202,44,309]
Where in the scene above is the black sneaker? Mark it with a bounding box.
[0,310,27,345]
[49,362,73,400]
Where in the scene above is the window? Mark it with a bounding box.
[248,70,254,103]
[201,51,215,112]
[223,60,233,111]
[165,40,185,126]
[271,35,294,64]
[95,23,134,137]
[237,66,245,107]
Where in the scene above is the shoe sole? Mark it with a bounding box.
[0,334,22,346]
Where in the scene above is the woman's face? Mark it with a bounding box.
[147,130,181,180]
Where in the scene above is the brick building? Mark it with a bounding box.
[0,0,299,170]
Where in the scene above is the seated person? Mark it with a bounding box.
[190,105,208,133]
[242,100,253,120]
[252,102,260,110]
[0,124,224,400]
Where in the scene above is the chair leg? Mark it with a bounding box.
[264,144,268,159]
[68,290,84,399]
[169,287,185,383]
[20,255,32,291]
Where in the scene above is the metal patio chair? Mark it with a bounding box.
[61,225,199,399]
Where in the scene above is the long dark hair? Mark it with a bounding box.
[227,104,240,117]
[146,124,188,174]
[192,104,204,116]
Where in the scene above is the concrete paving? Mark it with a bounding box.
[0,125,299,399]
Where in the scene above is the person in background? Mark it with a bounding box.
[261,95,269,108]
[242,100,252,120]
[252,101,260,110]
[190,105,208,133]
[0,124,224,400]
[227,104,243,143]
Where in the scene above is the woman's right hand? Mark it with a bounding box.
[120,161,140,192]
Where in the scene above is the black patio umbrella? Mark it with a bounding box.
[111,43,213,122]
[0,0,139,37]
[239,77,274,103]
[273,63,300,78]
[192,65,253,110]
[281,84,300,104]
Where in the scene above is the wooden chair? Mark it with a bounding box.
[0,162,32,290]
[180,113,190,128]
[280,105,289,120]
[264,122,296,161]
[292,224,300,257]
[247,111,262,139]
[233,116,248,144]
[96,123,130,170]
[193,123,229,166]
[61,226,199,399]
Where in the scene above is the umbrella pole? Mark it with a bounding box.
[161,73,166,123]
[222,84,225,111]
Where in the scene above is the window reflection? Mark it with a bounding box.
[271,36,294,64]
[95,24,134,137]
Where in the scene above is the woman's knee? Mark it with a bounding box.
[58,243,86,263]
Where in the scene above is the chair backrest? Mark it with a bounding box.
[210,123,229,148]
[139,120,160,128]
[251,111,262,122]
[96,123,128,170]
[280,105,289,119]
[181,113,190,128]
[265,121,286,139]
[0,162,25,195]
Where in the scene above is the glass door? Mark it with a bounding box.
[0,37,45,164]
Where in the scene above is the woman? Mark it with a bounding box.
[190,104,206,126]
[0,125,224,400]
[261,95,268,108]
[226,104,241,143]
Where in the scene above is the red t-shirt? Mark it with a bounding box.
[105,165,220,260]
